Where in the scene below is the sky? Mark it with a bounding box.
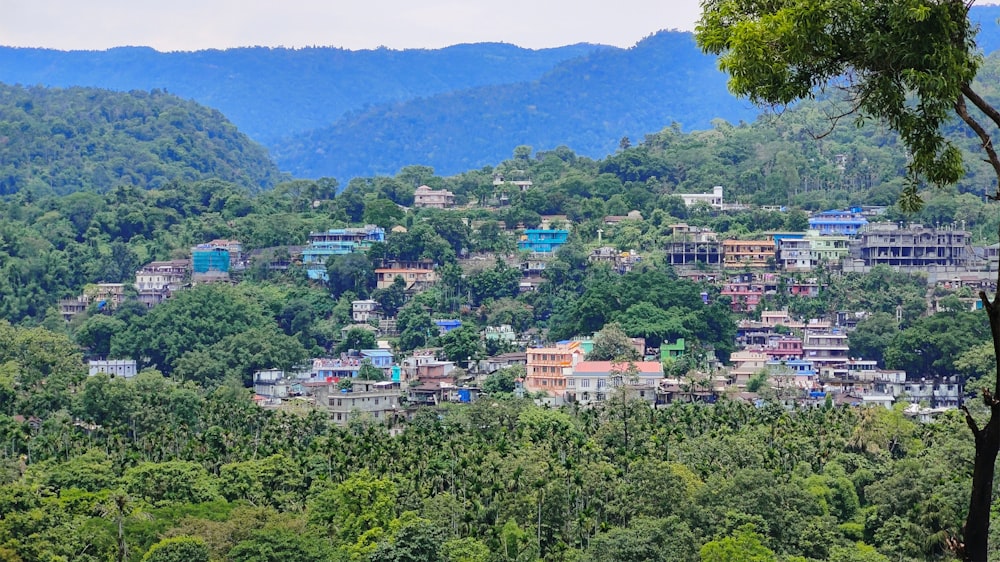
[0,0,703,52]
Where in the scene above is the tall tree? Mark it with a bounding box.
[697,1,1000,558]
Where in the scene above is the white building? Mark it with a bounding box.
[677,186,724,209]
[88,359,137,379]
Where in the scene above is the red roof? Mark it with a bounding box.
[573,361,663,374]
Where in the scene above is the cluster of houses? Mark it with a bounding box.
[72,184,998,425]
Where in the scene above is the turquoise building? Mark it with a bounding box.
[518,229,569,253]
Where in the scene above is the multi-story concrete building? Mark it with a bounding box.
[352,299,381,322]
[766,358,817,389]
[728,350,770,386]
[808,231,850,265]
[374,267,438,290]
[677,185,725,209]
[413,185,455,209]
[302,225,385,280]
[59,283,128,321]
[88,359,138,379]
[135,259,189,309]
[722,239,776,269]
[524,342,585,397]
[665,224,722,266]
[809,209,868,236]
[317,380,404,425]
[802,330,850,368]
[191,241,236,281]
[518,229,569,253]
[720,282,765,312]
[777,235,812,271]
[565,360,662,404]
[854,223,972,268]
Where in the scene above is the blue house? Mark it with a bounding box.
[360,349,394,369]
[302,225,385,280]
[518,229,569,253]
[808,210,868,236]
[435,319,462,334]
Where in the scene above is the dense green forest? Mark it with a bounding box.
[0,84,282,195]
[0,353,987,561]
[0,43,605,145]
[272,31,760,179]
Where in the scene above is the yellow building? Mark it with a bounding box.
[722,239,776,269]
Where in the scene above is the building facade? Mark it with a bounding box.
[518,230,569,253]
[413,185,455,209]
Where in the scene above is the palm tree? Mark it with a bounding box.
[98,491,150,562]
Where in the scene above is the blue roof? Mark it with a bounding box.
[361,349,393,357]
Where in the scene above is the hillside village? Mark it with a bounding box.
[71,181,994,427]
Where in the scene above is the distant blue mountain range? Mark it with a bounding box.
[2,4,999,182]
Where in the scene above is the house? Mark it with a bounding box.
[434,319,462,334]
[523,342,586,396]
[722,239,776,269]
[802,330,850,368]
[302,225,385,280]
[788,280,820,297]
[493,173,533,191]
[776,235,811,271]
[518,229,569,253]
[565,361,663,405]
[483,325,517,343]
[808,209,868,236]
[317,380,404,426]
[253,369,290,399]
[375,268,438,290]
[135,260,189,309]
[677,186,725,209]
[484,352,527,373]
[589,247,642,273]
[352,299,382,322]
[660,339,686,360]
[720,282,765,312]
[360,349,394,370]
[413,185,455,209]
[415,359,456,381]
[88,359,137,379]
[59,283,128,321]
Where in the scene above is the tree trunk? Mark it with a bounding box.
[961,286,1000,561]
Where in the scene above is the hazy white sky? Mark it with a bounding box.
[0,0,703,52]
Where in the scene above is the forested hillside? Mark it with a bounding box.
[0,84,282,194]
[0,359,980,561]
[1,71,999,559]
[0,42,605,144]
[274,31,760,179]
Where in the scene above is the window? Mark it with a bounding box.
[581,379,591,388]
[597,379,607,389]
[375,398,380,405]
[336,413,342,420]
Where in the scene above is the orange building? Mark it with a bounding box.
[524,342,585,396]
[722,239,776,269]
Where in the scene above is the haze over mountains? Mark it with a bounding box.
[1,5,1000,182]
